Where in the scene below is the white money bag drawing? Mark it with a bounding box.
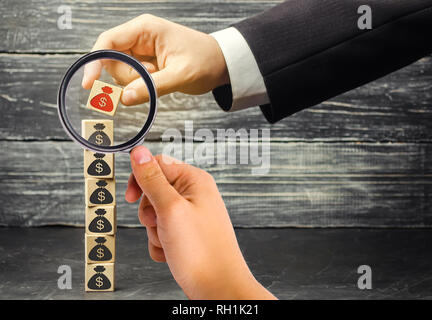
[88,123,111,146]
[87,153,111,176]
[88,265,111,290]
[88,237,112,261]
[88,208,112,233]
[90,180,113,205]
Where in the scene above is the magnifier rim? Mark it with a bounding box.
[57,50,157,153]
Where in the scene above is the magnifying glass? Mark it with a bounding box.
[57,50,157,153]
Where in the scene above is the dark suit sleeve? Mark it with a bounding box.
[212,0,432,123]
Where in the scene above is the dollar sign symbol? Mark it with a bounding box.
[95,134,103,145]
[96,219,104,231]
[99,97,107,107]
[98,191,105,202]
[96,247,104,259]
[95,276,103,288]
[95,162,104,174]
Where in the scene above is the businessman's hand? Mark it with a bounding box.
[82,14,229,106]
[125,146,276,300]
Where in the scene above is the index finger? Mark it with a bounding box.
[82,60,103,89]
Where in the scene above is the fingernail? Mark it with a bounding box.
[133,146,152,165]
[122,89,137,105]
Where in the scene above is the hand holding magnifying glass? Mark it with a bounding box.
[81,14,229,106]
[59,14,228,153]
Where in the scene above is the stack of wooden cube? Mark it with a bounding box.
[81,80,123,292]
[82,119,116,291]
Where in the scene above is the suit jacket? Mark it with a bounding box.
[213,0,432,123]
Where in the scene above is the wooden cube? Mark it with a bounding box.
[85,234,115,264]
[86,80,122,117]
[85,178,116,207]
[85,206,116,235]
[82,119,113,147]
[85,263,115,292]
[84,150,114,179]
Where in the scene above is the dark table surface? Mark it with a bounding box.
[0,227,431,300]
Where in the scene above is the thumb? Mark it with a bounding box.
[130,146,182,212]
[121,66,179,105]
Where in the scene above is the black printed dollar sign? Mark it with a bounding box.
[90,180,114,205]
[88,208,113,233]
[87,265,112,290]
[87,153,111,176]
[88,236,113,261]
[88,123,111,146]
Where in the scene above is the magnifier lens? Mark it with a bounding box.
[61,53,155,152]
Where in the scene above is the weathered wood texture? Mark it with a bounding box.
[0,0,280,53]
[0,0,431,227]
[1,141,431,227]
[1,54,431,142]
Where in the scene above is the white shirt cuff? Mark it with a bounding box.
[211,27,270,111]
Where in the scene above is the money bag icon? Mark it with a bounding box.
[87,153,111,176]
[88,237,112,261]
[88,265,111,290]
[90,86,114,112]
[88,208,112,233]
[88,123,111,146]
[90,180,113,205]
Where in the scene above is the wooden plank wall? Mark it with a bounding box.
[0,0,431,227]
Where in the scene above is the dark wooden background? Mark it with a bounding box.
[0,0,431,228]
